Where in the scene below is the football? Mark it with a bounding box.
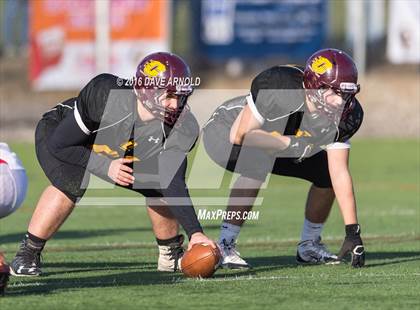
[181,243,221,278]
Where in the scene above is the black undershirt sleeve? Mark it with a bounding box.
[158,150,203,239]
[47,112,112,178]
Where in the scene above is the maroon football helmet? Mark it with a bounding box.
[134,52,193,125]
[303,48,360,119]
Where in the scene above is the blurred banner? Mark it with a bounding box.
[387,0,420,64]
[30,0,169,90]
[193,0,327,60]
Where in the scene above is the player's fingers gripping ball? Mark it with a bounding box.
[181,243,221,278]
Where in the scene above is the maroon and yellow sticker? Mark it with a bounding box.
[143,60,166,77]
[310,56,333,75]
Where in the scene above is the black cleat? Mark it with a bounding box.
[10,240,42,277]
[0,264,9,296]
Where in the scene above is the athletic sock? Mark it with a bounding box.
[156,234,183,246]
[300,219,324,242]
[25,232,47,252]
[219,222,241,245]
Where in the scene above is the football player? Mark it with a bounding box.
[0,143,28,294]
[0,253,8,296]
[10,52,216,277]
[202,49,365,268]
[0,142,28,218]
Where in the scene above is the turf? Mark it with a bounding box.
[0,139,419,309]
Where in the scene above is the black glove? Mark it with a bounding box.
[284,136,314,163]
[301,112,337,147]
[0,265,9,296]
[337,224,365,268]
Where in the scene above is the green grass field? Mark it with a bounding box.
[1,139,419,309]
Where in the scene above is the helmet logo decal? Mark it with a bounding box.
[143,60,166,77]
[310,56,333,75]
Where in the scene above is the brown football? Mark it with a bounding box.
[181,243,221,278]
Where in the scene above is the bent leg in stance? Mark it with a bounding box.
[146,198,183,272]
[297,184,338,264]
[146,198,179,240]
[11,185,75,276]
[218,176,263,269]
[28,186,76,240]
[304,184,335,224]
[219,176,263,243]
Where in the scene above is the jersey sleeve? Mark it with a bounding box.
[326,140,351,150]
[248,66,305,124]
[47,112,113,177]
[246,94,265,124]
[75,74,122,134]
[335,99,364,143]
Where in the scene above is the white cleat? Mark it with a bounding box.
[296,237,339,265]
[219,239,250,269]
[157,235,184,272]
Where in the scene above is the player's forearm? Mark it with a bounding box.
[158,150,203,239]
[330,170,358,225]
[241,129,290,151]
[160,181,203,239]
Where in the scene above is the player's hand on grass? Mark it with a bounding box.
[108,158,135,186]
[337,224,365,268]
[188,232,217,251]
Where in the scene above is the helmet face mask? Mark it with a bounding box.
[134,52,194,126]
[307,83,359,117]
[135,88,191,125]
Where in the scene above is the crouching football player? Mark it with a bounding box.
[203,49,365,268]
[0,143,28,293]
[10,52,216,276]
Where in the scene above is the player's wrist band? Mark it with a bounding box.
[345,224,361,236]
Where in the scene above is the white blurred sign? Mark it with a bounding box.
[387,0,420,64]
